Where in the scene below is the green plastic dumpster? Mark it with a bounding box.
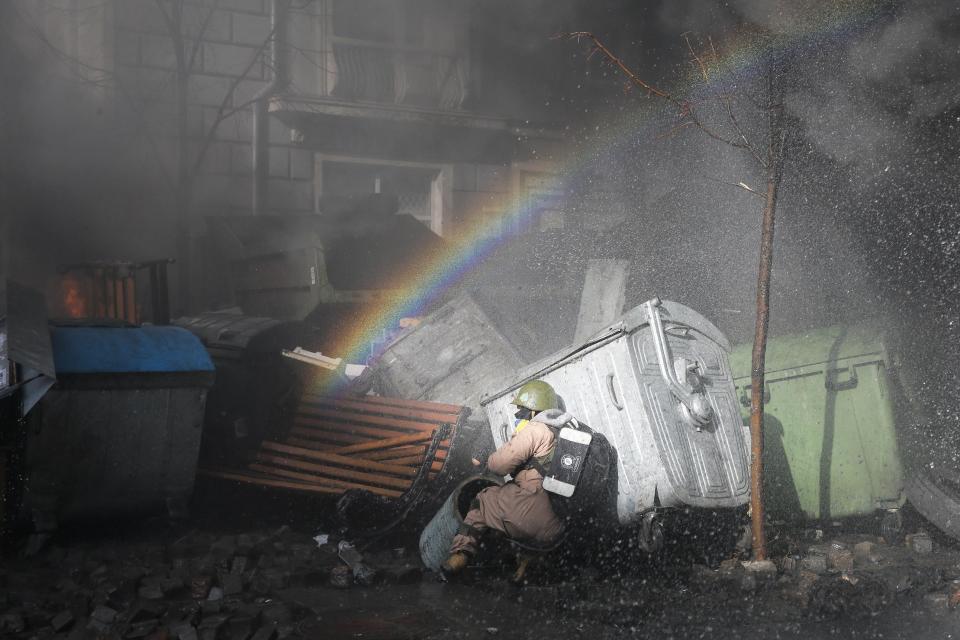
[729,326,905,530]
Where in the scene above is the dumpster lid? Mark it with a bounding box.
[173,312,285,350]
[728,324,887,377]
[51,326,214,374]
[481,299,729,405]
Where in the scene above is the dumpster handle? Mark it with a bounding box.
[825,367,859,391]
[644,298,712,427]
[606,373,624,410]
[739,385,771,407]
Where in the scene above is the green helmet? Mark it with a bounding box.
[510,380,558,412]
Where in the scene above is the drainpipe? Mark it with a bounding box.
[252,0,289,215]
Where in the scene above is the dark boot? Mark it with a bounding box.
[442,552,470,574]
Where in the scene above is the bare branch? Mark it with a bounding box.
[9,3,113,87]
[190,27,274,177]
[683,32,710,82]
[656,119,696,140]
[567,32,674,102]
[155,0,187,72]
[703,176,766,198]
[187,0,221,74]
[565,31,751,152]
[722,92,766,168]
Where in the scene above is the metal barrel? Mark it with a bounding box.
[419,476,498,571]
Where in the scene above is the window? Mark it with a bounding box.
[315,157,449,234]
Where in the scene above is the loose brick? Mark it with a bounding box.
[907,532,934,555]
[51,610,75,632]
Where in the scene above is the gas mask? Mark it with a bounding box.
[513,406,534,431]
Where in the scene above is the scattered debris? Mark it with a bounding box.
[337,541,377,586]
[741,559,777,576]
[853,540,882,566]
[800,553,828,575]
[281,347,342,370]
[906,531,934,555]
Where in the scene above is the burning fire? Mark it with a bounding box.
[61,274,88,318]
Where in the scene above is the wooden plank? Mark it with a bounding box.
[247,464,403,498]
[296,405,441,433]
[288,425,368,445]
[199,468,346,496]
[260,441,418,478]
[285,436,339,451]
[255,452,413,490]
[359,445,447,461]
[299,396,463,425]
[332,431,434,455]
[294,416,421,440]
[304,393,464,415]
[357,445,427,460]
[290,423,453,453]
[376,455,424,466]
[282,439,445,472]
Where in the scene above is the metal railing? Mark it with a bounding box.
[327,38,468,109]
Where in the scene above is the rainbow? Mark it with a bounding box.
[321,0,892,392]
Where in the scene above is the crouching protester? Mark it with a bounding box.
[442,380,571,574]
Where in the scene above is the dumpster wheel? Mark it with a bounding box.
[879,509,904,545]
[638,511,665,554]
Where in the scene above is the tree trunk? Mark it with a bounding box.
[749,67,785,561]
[175,70,191,315]
[171,1,191,315]
[749,170,779,560]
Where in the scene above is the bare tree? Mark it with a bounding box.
[152,0,277,312]
[10,0,279,312]
[568,31,788,560]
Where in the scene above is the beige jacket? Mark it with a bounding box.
[488,419,557,491]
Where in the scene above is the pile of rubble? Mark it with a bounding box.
[0,525,423,640]
[464,531,960,631]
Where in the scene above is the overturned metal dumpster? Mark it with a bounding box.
[22,324,214,527]
[360,292,524,414]
[482,298,750,531]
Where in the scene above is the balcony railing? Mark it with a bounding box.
[295,37,468,110]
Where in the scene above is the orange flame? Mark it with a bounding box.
[61,274,88,318]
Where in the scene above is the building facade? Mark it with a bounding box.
[6,0,568,310]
